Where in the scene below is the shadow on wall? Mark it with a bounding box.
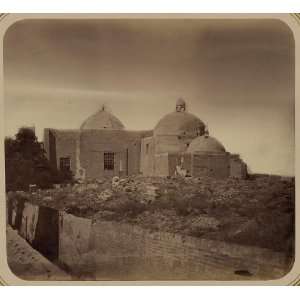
[6,195,293,281]
[8,196,59,262]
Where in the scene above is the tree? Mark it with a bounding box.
[5,127,73,191]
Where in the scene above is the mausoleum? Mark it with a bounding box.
[43,99,247,180]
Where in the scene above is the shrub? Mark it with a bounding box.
[103,194,147,218]
[5,128,74,191]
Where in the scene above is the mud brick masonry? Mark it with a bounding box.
[7,197,290,280]
[43,99,247,180]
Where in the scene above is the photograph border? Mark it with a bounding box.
[0,13,298,286]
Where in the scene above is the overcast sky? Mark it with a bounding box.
[3,18,295,176]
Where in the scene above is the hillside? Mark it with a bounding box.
[7,174,295,256]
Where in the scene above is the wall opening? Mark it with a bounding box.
[104,152,115,170]
[59,157,71,171]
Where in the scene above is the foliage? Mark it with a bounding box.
[103,193,147,218]
[5,127,73,191]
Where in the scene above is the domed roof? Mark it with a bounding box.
[80,106,125,130]
[154,99,205,137]
[187,135,225,153]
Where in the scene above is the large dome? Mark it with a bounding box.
[187,135,225,153]
[154,99,205,137]
[80,106,125,130]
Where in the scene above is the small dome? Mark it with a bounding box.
[187,135,225,153]
[80,106,125,130]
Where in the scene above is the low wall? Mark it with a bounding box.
[89,220,289,280]
[8,197,59,261]
[58,212,94,279]
[7,197,291,280]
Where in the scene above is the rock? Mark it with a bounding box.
[29,184,37,193]
[228,219,260,242]
[78,205,89,213]
[74,184,87,193]
[119,179,127,185]
[97,189,113,202]
[191,216,220,230]
[69,201,77,207]
[112,176,120,188]
[99,210,117,220]
[175,165,187,177]
[142,184,161,203]
[42,196,53,202]
[66,193,77,201]
[86,183,98,190]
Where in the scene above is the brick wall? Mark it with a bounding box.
[154,135,188,154]
[55,131,79,175]
[43,129,58,170]
[192,153,230,179]
[230,155,248,179]
[154,153,170,176]
[8,198,290,281]
[140,136,155,176]
[59,212,95,278]
[89,220,289,280]
[80,130,149,179]
[43,128,152,179]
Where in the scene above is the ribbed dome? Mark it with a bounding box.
[80,107,125,130]
[187,135,225,153]
[154,111,205,137]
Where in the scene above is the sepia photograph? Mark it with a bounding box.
[2,16,295,282]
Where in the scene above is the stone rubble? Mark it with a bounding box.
[7,174,295,253]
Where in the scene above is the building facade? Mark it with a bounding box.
[43,99,247,180]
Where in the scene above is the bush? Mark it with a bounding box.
[5,128,74,191]
[103,194,147,218]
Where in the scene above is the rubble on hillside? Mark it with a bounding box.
[7,174,295,254]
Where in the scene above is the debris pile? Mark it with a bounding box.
[7,174,295,253]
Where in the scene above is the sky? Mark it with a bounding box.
[3,18,295,176]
